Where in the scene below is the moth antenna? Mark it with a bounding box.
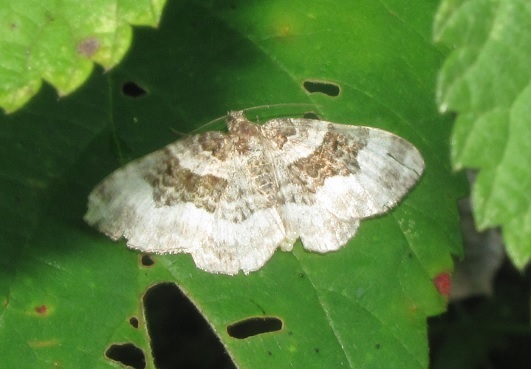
[241,102,316,114]
[169,127,188,137]
[170,114,227,138]
[170,103,322,137]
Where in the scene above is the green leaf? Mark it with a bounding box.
[434,0,531,269]
[0,1,466,368]
[0,0,166,113]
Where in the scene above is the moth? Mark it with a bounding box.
[85,111,424,274]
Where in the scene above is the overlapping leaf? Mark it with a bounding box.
[0,0,166,113]
[435,0,531,268]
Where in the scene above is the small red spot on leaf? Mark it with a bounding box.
[433,273,451,298]
[77,37,100,57]
[35,305,47,315]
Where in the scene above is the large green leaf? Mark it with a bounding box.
[0,0,166,113]
[434,0,531,269]
[0,1,466,368]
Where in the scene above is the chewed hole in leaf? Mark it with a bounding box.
[129,316,139,328]
[122,81,148,98]
[144,283,235,369]
[105,343,145,369]
[140,254,154,267]
[227,317,283,339]
[303,112,320,120]
[303,80,340,96]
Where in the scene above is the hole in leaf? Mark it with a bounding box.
[227,317,283,339]
[303,112,320,120]
[144,283,235,369]
[140,254,154,267]
[122,81,148,98]
[303,80,340,96]
[129,317,139,328]
[105,343,145,369]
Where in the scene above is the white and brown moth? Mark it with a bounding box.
[85,111,424,275]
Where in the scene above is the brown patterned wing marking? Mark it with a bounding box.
[260,118,424,253]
